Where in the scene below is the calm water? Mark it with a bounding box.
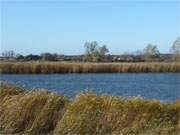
[1,73,180,102]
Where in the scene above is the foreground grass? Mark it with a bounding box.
[0,82,180,135]
[0,61,180,73]
[0,82,69,134]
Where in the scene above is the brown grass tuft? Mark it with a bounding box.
[55,92,180,135]
[0,82,69,134]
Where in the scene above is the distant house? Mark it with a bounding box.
[111,55,135,62]
[0,56,4,60]
[133,55,144,62]
[159,54,173,62]
[0,53,174,62]
[63,55,84,61]
[0,56,16,61]
[56,54,65,61]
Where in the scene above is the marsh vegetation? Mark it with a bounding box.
[0,82,179,135]
[0,62,180,74]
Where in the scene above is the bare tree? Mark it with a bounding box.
[99,45,109,55]
[143,44,160,61]
[2,50,15,58]
[99,45,109,61]
[84,41,109,62]
[84,41,98,54]
[171,37,180,61]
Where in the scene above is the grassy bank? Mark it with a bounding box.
[0,61,180,73]
[0,82,180,135]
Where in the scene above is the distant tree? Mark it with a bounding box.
[84,41,109,62]
[24,54,41,61]
[99,45,109,61]
[171,37,180,61]
[99,45,109,55]
[2,50,15,58]
[84,41,98,61]
[143,44,160,61]
[16,54,24,60]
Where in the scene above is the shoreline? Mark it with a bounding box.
[0,62,180,73]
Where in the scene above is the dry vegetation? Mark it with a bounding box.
[0,82,69,134]
[0,61,180,73]
[0,82,180,135]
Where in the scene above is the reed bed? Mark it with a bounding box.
[55,92,180,135]
[0,82,180,135]
[0,82,69,134]
[0,61,180,73]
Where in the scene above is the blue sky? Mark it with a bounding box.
[0,0,179,55]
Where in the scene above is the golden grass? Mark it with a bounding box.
[0,61,180,73]
[55,92,180,135]
[0,82,69,134]
[0,82,180,135]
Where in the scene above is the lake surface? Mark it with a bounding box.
[1,73,179,102]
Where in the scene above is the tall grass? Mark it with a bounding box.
[0,82,180,134]
[55,92,180,135]
[0,82,69,134]
[0,61,180,73]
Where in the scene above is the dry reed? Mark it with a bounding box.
[54,92,180,135]
[0,82,180,135]
[0,61,179,73]
[0,82,69,134]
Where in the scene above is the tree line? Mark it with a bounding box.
[1,37,180,62]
